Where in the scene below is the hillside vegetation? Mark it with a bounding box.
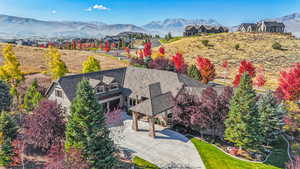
[157,32,300,89]
[0,43,128,74]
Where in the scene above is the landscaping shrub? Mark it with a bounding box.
[235,44,240,50]
[272,42,282,50]
[201,40,209,47]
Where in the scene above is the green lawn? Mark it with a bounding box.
[160,37,183,44]
[133,156,160,169]
[191,138,282,169]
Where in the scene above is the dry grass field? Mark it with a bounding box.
[156,32,300,89]
[0,43,128,74]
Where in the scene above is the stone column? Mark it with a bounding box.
[132,112,138,131]
[149,116,155,138]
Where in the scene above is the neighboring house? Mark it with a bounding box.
[183,25,229,36]
[239,21,285,33]
[46,66,225,125]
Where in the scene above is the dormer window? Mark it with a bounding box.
[96,86,105,94]
[109,83,119,91]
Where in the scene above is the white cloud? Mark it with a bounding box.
[93,4,110,10]
[51,10,57,14]
[85,7,92,12]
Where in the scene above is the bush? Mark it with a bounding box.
[272,42,282,50]
[201,40,209,47]
[235,44,240,50]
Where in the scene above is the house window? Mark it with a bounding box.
[109,83,119,91]
[96,86,105,94]
[55,90,63,98]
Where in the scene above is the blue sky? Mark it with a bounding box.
[0,0,299,26]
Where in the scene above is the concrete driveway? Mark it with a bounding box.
[115,118,205,169]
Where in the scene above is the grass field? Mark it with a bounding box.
[133,156,160,169]
[191,137,289,169]
[0,43,128,74]
[155,32,300,89]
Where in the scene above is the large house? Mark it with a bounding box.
[46,66,224,137]
[238,21,285,33]
[183,25,229,36]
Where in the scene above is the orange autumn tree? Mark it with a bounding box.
[196,56,216,84]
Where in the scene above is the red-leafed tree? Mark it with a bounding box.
[111,43,117,49]
[159,46,165,57]
[196,56,216,84]
[143,42,152,57]
[222,60,229,82]
[24,99,66,151]
[138,49,144,59]
[191,87,233,138]
[10,139,23,167]
[45,142,90,169]
[124,47,130,58]
[104,41,111,52]
[172,52,187,74]
[276,63,300,101]
[233,60,256,87]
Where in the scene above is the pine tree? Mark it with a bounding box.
[0,80,11,112]
[187,65,201,81]
[23,79,43,111]
[65,80,116,169]
[45,47,68,80]
[82,56,101,73]
[224,73,262,150]
[0,112,18,166]
[257,91,286,144]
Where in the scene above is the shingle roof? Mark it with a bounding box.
[55,68,126,101]
[130,83,174,116]
[47,66,224,103]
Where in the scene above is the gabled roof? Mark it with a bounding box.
[130,83,174,116]
[89,78,101,88]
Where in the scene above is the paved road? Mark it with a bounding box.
[115,118,206,169]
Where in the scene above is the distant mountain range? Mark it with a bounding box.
[0,13,299,39]
[268,13,300,37]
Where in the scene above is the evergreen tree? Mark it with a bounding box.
[257,91,286,144]
[0,112,18,166]
[224,73,262,150]
[65,80,116,169]
[23,79,43,111]
[45,47,68,80]
[82,56,101,73]
[188,65,201,81]
[0,80,11,112]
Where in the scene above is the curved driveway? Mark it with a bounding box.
[117,119,205,169]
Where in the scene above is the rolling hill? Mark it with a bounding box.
[156,32,300,89]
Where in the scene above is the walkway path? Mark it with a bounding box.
[116,118,205,169]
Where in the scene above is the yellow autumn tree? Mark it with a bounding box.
[45,47,68,80]
[0,44,24,94]
[82,56,101,73]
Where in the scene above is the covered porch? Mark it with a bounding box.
[129,83,174,138]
